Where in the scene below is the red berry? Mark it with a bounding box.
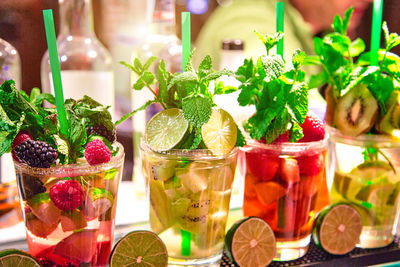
[49,180,84,211]
[297,153,324,176]
[299,113,325,142]
[273,132,289,143]
[11,131,33,161]
[245,149,280,181]
[84,139,111,165]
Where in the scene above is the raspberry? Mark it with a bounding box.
[86,124,116,143]
[299,113,325,142]
[49,180,84,211]
[14,140,58,168]
[84,139,111,165]
[11,131,33,161]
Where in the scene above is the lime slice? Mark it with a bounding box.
[201,108,237,155]
[0,249,41,266]
[313,204,362,255]
[145,108,189,151]
[225,217,276,267]
[110,230,168,267]
[356,184,395,205]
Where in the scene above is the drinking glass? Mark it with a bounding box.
[238,137,329,261]
[328,127,400,248]
[140,140,238,266]
[14,142,124,267]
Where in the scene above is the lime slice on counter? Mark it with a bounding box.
[313,204,362,255]
[225,217,276,267]
[0,249,41,266]
[201,108,237,155]
[110,230,168,267]
[145,108,189,151]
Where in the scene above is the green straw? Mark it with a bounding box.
[180,11,192,257]
[370,0,383,66]
[276,1,284,58]
[43,9,69,138]
[181,12,191,71]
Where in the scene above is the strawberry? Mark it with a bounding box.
[297,153,325,176]
[299,113,325,142]
[245,149,280,181]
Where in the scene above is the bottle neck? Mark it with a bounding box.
[150,0,176,35]
[59,0,94,37]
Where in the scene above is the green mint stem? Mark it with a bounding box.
[145,84,167,109]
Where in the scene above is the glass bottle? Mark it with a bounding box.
[131,0,182,181]
[41,0,115,116]
[0,38,22,227]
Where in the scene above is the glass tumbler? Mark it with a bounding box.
[140,140,238,266]
[14,142,124,267]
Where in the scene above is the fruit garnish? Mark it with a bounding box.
[86,124,116,143]
[60,210,87,232]
[109,230,168,267]
[14,140,58,168]
[299,113,326,142]
[333,84,378,137]
[26,213,58,238]
[209,165,234,191]
[254,182,286,206]
[119,54,245,152]
[308,7,400,137]
[245,150,280,181]
[84,187,114,219]
[11,130,33,161]
[235,32,308,143]
[49,180,84,211]
[313,204,362,255]
[297,153,324,176]
[0,81,116,164]
[29,193,61,225]
[201,107,237,155]
[84,139,112,165]
[19,174,46,200]
[279,158,300,184]
[145,108,189,151]
[375,91,400,138]
[149,180,173,234]
[0,249,41,267]
[54,229,98,264]
[225,217,276,267]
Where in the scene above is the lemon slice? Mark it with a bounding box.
[145,108,189,151]
[0,249,41,266]
[313,204,362,255]
[201,108,237,155]
[225,217,276,267]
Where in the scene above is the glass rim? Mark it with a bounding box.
[327,125,400,147]
[139,138,238,160]
[241,132,329,154]
[13,141,124,176]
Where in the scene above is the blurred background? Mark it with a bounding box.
[0,0,399,232]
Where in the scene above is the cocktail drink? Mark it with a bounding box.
[240,137,328,260]
[308,8,400,249]
[141,142,237,264]
[14,143,124,266]
[329,128,400,248]
[0,80,124,266]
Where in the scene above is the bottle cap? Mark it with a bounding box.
[221,39,244,51]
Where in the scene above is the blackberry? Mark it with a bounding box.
[17,173,46,200]
[14,140,58,168]
[86,124,116,142]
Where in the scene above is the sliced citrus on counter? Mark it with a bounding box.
[201,108,237,155]
[0,249,41,266]
[145,108,189,151]
[313,204,362,255]
[225,217,276,267]
[110,230,168,267]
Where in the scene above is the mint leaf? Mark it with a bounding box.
[156,60,171,106]
[235,126,246,147]
[115,99,156,126]
[235,58,255,83]
[258,55,284,81]
[198,55,212,79]
[202,69,233,81]
[263,109,290,144]
[214,81,237,95]
[143,56,157,71]
[134,58,143,73]
[255,31,284,55]
[54,134,69,164]
[104,168,118,180]
[292,49,306,70]
[189,128,203,149]
[347,38,365,57]
[182,94,212,128]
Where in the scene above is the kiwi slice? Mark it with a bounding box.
[375,91,400,138]
[334,84,378,136]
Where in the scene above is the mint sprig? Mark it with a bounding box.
[307,7,400,115]
[119,52,245,148]
[236,32,308,143]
